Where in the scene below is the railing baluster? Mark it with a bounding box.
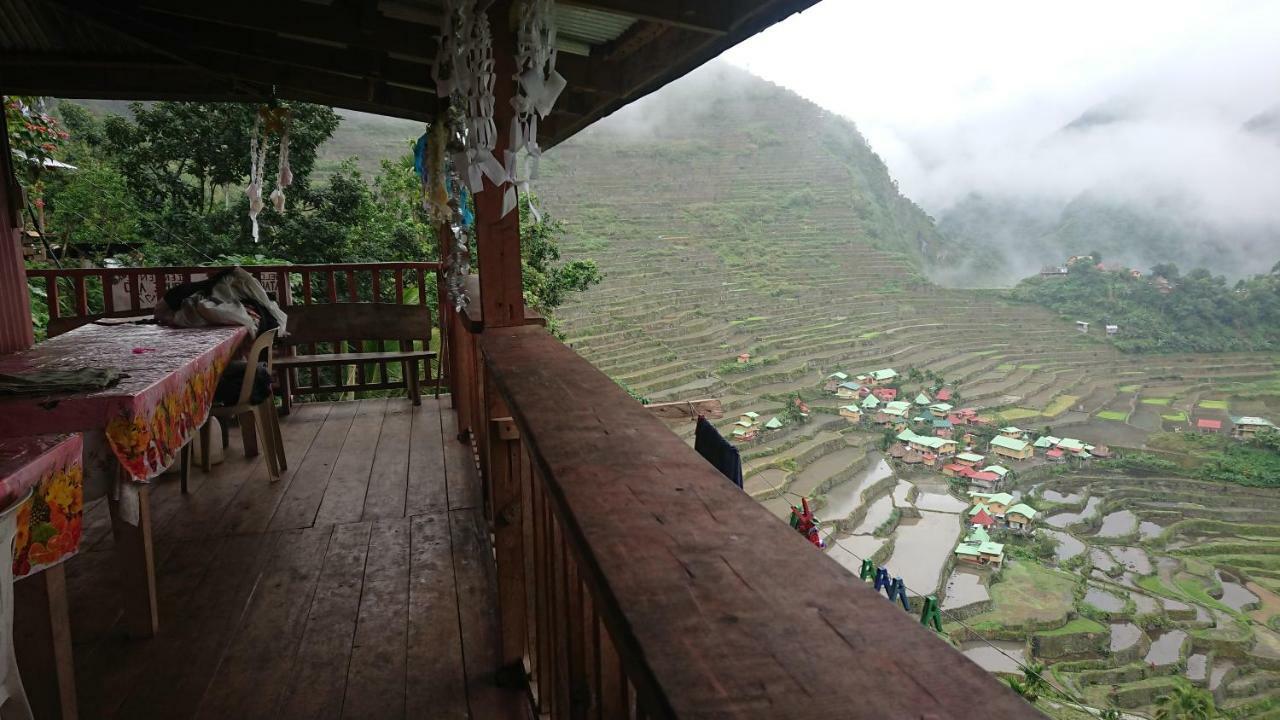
[72,274,88,316]
[326,270,338,304]
[553,526,571,719]
[566,553,587,719]
[301,270,313,305]
[45,276,59,321]
[533,467,552,714]
[101,271,115,314]
[597,618,627,720]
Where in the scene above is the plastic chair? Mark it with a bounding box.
[200,329,286,481]
[0,489,33,720]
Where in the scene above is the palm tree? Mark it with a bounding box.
[1005,677,1038,704]
[1154,684,1215,720]
[1020,662,1052,699]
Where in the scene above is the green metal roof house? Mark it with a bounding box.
[764,417,783,430]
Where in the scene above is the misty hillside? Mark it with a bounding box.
[931,99,1280,286]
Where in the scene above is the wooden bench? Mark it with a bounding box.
[275,303,436,412]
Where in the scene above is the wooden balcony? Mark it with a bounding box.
[62,397,525,719]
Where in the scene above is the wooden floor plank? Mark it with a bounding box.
[71,537,218,718]
[103,533,275,719]
[406,512,468,720]
[440,408,480,512]
[449,508,526,719]
[216,402,331,536]
[341,518,410,719]
[193,526,333,719]
[269,402,360,530]
[278,521,373,720]
[361,400,413,521]
[315,398,387,527]
[406,399,448,516]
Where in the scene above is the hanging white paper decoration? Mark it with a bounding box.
[509,0,565,221]
[270,120,293,213]
[246,114,267,243]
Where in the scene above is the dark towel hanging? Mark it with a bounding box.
[694,416,743,489]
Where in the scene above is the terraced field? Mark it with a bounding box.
[538,63,1280,717]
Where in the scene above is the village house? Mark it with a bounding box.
[737,353,751,364]
[764,417,783,431]
[824,371,849,392]
[1033,435,1060,450]
[740,411,760,425]
[999,426,1026,439]
[982,465,1010,482]
[914,392,932,406]
[969,492,1013,517]
[969,508,995,529]
[935,388,953,402]
[989,435,1033,460]
[732,425,757,442]
[870,368,899,385]
[1005,503,1037,533]
[1045,448,1064,462]
[794,398,810,418]
[896,429,957,458]
[872,387,899,402]
[1106,324,1119,336]
[839,404,862,423]
[929,402,953,418]
[932,418,954,438]
[836,381,862,399]
[954,526,1004,567]
[1232,416,1277,439]
[954,452,985,467]
[965,470,1002,492]
[1076,320,1089,333]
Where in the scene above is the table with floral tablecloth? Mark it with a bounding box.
[0,434,84,578]
[0,323,247,491]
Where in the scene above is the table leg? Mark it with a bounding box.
[106,480,157,638]
[14,566,77,720]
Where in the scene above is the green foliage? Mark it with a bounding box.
[1152,683,1215,720]
[1101,453,1184,475]
[518,194,603,316]
[1008,260,1280,353]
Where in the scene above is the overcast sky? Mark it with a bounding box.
[723,0,1280,223]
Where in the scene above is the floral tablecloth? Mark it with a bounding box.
[0,434,83,578]
[0,324,246,487]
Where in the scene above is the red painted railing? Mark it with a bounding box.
[26,261,444,401]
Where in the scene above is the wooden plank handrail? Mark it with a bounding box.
[474,324,1043,718]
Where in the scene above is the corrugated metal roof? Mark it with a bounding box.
[555,5,635,47]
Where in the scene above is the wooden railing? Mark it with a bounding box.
[26,261,444,401]
[451,316,1043,718]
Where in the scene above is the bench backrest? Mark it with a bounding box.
[282,303,434,346]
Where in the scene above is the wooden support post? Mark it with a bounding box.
[0,103,35,353]
[14,566,78,720]
[487,392,527,685]
[475,0,526,330]
[106,478,158,638]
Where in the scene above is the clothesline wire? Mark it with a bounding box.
[761,470,1118,718]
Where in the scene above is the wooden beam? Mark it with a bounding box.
[557,0,735,35]
[473,0,526,329]
[130,0,438,60]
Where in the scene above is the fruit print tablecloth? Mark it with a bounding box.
[0,433,83,578]
[0,323,246,487]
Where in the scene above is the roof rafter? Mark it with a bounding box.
[557,0,735,35]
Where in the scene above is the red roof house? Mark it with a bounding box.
[1046,448,1064,461]
[971,508,995,528]
[936,388,953,402]
[872,387,898,402]
[1197,419,1222,432]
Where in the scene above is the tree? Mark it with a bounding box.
[518,194,603,317]
[1153,684,1214,720]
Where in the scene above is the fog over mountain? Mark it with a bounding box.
[725,0,1280,284]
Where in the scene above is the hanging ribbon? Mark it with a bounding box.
[269,113,292,213]
[509,0,565,220]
